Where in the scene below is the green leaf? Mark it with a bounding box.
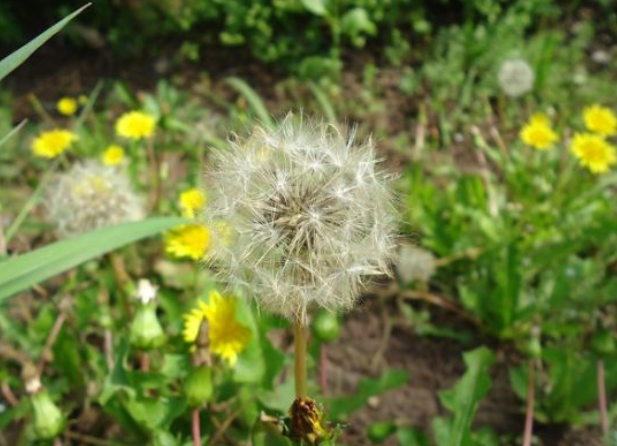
[0,217,185,303]
[328,370,409,420]
[225,77,274,129]
[124,396,187,431]
[0,4,90,83]
[439,347,495,446]
[397,427,430,446]
[300,0,328,16]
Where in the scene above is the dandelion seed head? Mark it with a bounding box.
[45,161,144,237]
[497,58,535,97]
[202,114,398,323]
[396,243,436,284]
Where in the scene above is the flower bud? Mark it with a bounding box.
[31,391,65,439]
[183,366,213,407]
[129,305,165,350]
[312,311,341,343]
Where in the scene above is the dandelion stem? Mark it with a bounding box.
[522,359,535,446]
[37,312,67,375]
[294,321,308,399]
[192,408,201,446]
[320,344,327,396]
[598,358,609,436]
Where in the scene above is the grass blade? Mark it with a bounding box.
[308,82,337,123]
[226,77,274,129]
[0,119,27,148]
[0,4,90,83]
[0,217,184,302]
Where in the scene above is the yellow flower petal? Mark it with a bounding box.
[179,188,206,218]
[115,111,156,140]
[57,97,78,116]
[32,129,78,158]
[583,104,617,136]
[102,145,125,166]
[165,224,211,260]
[520,118,558,150]
[571,133,616,174]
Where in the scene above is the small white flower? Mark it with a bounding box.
[0,402,6,413]
[44,161,144,237]
[396,244,435,284]
[25,377,42,395]
[136,279,158,304]
[202,113,398,324]
[497,58,535,97]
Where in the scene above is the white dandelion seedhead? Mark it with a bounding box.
[202,114,398,324]
[395,243,436,284]
[44,161,144,237]
[497,58,535,97]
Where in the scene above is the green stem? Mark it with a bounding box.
[294,321,308,399]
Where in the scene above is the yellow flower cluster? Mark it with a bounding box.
[183,291,251,365]
[520,105,617,175]
[32,129,78,158]
[572,104,617,174]
[115,111,156,140]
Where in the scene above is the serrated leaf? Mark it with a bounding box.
[438,347,495,446]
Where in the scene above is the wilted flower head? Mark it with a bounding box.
[396,243,436,284]
[202,114,398,324]
[497,58,535,97]
[44,161,144,237]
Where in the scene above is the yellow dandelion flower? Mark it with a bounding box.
[32,129,78,158]
[571,133,617,174]
[115,111,156,140]
[179,188,207,218]
[183,291,251,365]
[520,117,558,150]
[57,97,78,116]
[583,104,617,136]
[102,145,125,166]
[165,224,210,260]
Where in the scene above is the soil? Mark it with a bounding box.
[2,40,608,446]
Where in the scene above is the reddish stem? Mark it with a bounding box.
[192,408,201,446]
[140,352,150,372]
[598,358,609,436]
[523,359,535,446]
[320,344,327,396]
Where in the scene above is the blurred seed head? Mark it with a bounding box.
[44,161,144,237]
[395,243,436,284]
[202,114,398,324]
[497,58,535,97]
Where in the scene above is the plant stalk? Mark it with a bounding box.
[598,358,609,436]
[192,408,201,446]
[294,322,308,398]
[320,344,327,396]
[523,359,535,446]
